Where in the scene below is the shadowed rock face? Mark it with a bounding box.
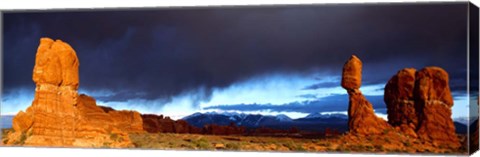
[384,67,460,148]
[341,55,391,135]
[384,68,418,138]
[6,38,143,148]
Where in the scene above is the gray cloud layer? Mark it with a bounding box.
[3,3,474,106]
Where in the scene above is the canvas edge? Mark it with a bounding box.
[468,1,480,155]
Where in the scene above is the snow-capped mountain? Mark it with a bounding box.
[275,114,293,121]
[182,112,293,128]
[181,111,351,132]
[304,113,348,119]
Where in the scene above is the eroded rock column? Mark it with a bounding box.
[18,38,79,146]
[341,55,390,135]
[6,38,143,148]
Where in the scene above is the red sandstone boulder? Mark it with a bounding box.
[341,55,362,90]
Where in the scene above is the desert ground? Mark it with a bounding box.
[2,128,467,155]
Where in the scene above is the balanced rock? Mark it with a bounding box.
[414,67,459,148]
[341,55,390,135]
[6,38,143,148]
[341,55,362,90]
[384,68,418,137]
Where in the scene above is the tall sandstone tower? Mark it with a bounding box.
[6,38,143,148]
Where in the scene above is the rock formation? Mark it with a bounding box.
[414,67,459,148]
[5,38,143,148]
[73,94,143,147]
[341,55,391,135]
[384,67,460,148]
[141,114,202,134]
[384,68,418,138]
[342,54,461,148]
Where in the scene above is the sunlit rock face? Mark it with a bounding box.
[341,55,391,135]
[384,66,460,148]
[6,38,143,148]
[414,67,459,148]
[341,55,362,90]
[343,55,460,149]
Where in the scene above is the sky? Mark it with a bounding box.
[1,2,478,121]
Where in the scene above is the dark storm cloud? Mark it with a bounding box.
[203,94,388,114]
[3,3,470,104]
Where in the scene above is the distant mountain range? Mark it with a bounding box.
[0,112,468,134]
[183,112,349,132]
[183,112,468,134]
